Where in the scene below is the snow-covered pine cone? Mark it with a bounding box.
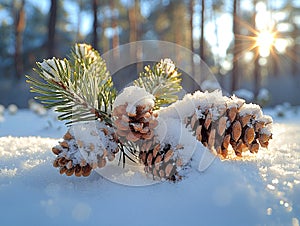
[139,143,183,181]
[113,86,185,181]
[112,86,158,144]
[227,104,272,157]
[113,103,158,143]
[186,95,272,158]
[52,121,118,176]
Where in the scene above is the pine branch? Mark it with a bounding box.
[134,58,182,110]
[118,142,139,168]
[26,43,116,125]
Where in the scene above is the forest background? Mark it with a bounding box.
[0,0,299,107]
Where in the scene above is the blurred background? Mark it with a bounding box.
[0,0,300,108]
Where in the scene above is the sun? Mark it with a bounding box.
[256,30,276,57]
[232,18,277,63]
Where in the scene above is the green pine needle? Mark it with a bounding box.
[26,43,116,125]
[134,58,182,110]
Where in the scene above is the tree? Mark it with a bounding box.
[189,0,194,53]
[110,0,119,49]
[76,0,84,42]
[128,0,142,71]
[13,0,25,79]
[147,1,190,48]
[200,0,205,62]
[48,0,57,57]
[92,0,98,50]
[231,0,238,93]
[252,0,260,99]
[128,0,137,43]
[211,0,225,84]
[291,22,299,76]
[189,0,195,83]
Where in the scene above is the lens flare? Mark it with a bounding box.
[256,30,275,57]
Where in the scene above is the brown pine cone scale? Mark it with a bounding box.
[185,99,272,158]
[51,121,119,177]
[139,143,182,181]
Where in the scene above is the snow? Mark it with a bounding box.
[0,104,5,114]
[7,104,18,115]
[157,90,271,135]
[158,90,226,120]
[257,88,270,102]
[157,58,177,76]
[259,115,273,124]
[234,88,254,102]
[28,99,47,116]
[74,43,98,64]
[0,106,300,225]
[54,121,118,166]
[112,86,155,114]
[155,117,197,166]
[0,108,64,138]
[239,103,262,117]
[38,58,69,82]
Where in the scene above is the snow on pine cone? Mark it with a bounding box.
[112,103,158,143]
[52,121,118,177]
[139,143,183,181]
[112,86,185,181]
[112,86,158,143]
[185,92,273,158]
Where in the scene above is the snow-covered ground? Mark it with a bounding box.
[0,106,300,226]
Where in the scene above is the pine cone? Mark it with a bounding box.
[113,103,158,143]
[52,121,119,176]
[139,143,183,181]
[186,97,272,158]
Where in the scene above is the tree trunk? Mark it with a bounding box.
[231,0,238,93]
[14,0,25,79]
[135,0,142,44]
[128,0,142,71]
[135,0,142,72]
[292,23,298,76]
[254,50,260,99]
[76,0,83,42]
[271,50,279,77]
[92,0,98,50]
[48,0,57,58]
[128,1,137,43]
[128,1,136,64]
[253,0,260,99]
[100,20,109,53]
[189,0,195,88]
[110,0,119,49]
[189,0,194,54]
[200,0,205,62]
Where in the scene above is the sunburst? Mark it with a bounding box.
[256,30,276,57]
[232,17,277,63]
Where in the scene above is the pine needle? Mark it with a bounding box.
[26,43,116,126]
[134,58,182,110]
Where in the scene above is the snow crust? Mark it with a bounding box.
[53,121,118,166]
[1,107,300,225]
[155,117,198,165]
[113,86,155,114]
[157,90,272,137]
[158,90,244,121]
